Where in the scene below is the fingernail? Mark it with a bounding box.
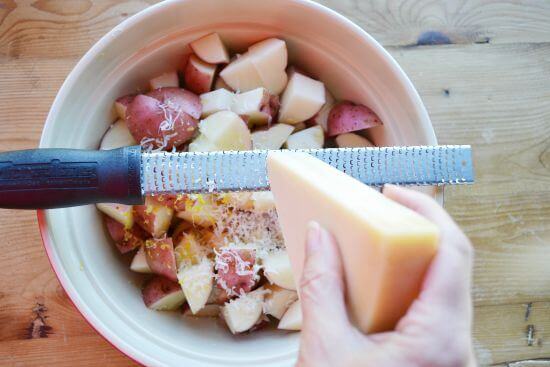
[382,184,397,194]
[306,221,321,255]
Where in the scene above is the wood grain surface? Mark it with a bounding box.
[0,0,549,366]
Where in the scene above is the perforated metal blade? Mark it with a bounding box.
[140,145,474,195]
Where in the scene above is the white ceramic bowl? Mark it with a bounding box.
[39,0,437,365]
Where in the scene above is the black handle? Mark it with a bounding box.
[0,146,144,209]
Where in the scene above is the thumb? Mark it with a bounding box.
[299,221,350,333]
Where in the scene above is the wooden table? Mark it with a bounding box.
[0,1,548,365]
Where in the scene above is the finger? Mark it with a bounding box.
[299,221,350,333]
[383,185,473,309]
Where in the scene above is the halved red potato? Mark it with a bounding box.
[125,94,198,150]
[184,54,217,95]
[147,87,202,120]
[149,71,179,90]
[190,33,230,64]
[327,102,382,137]
[144,237,178,282]
[104,216,146,254]
[215,248,257,296]
[221,287,265,334]
[114,94,136,120]
[133,197,174,238]
[278,299,302,330]
[96,203,133,229]
[142,276,185,311]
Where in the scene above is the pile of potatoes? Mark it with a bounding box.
[97,33,382,334]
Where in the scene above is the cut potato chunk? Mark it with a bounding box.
[285,125,324,150]
[262,249,296,290]
[176,194,218,227]
[252,123,294,150]
[190,33,230,64]
[100,119,137,150]
[133,197,174,238]
[248,38,288,95]
[178,257,214,314]
[130,246,152,273]
[104,216,145,254]
[231,88,271,125]
[335,133,375,148]
[219,192,253,210]
[278,299,302,330]
[145,237,178,282]
[114,94,135,120]
[215,248,257,296]
[96,203,133,229]
[221,287,265,334]
[188,134,219,152]
[185,54,217,95]
[310,88,336,132]
[263,285,298,319]
[220,54,263,92]
[142,276,185,311]
[174,231,204,268]
[327,102,382,137]
[199,111,252,151]
[279,72,325,124]
[214,76,233,91]
[149,71,179,90]
[200,88,235,117]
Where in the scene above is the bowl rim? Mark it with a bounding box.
[37,0,437,364]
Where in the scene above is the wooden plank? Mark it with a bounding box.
[475,302,550,365]
[387,43,550,306]
[316,0,550,46]
[494,361,550,367]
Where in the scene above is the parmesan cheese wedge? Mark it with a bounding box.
[267,151,440,333]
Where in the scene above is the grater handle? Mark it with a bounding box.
[0,146,143,209]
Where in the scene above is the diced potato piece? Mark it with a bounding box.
[263,284,298,319]
[215,248,257,296]
[327,102,382,137]
[104,216,145,254]
[251,124,294,150]
[310,88,336,132]
[278,299,302,330]
[219,192,253,210]
[219,54,263,93]
[185,54,217,95]
[174,231,204,268]
[178,257,214,314]
[149,71,179,90]
[190,33,230,64]
[188,134,219,152]
[285,125,324,150]
[199,111,252,151]
[130,246,152,273]
[184,304,221,317]
[248,38,288,95]
[200,88,235,117]
[176,194,218,227]
[262,249,296,290]
[231,88,271,125]
[100,119,137,150]
[221,287,265,334]
[133,197,174,238]
[145,237,178,282]
[142,276,185,311]
[279,72,325,124]
[114,94,135,120]
[96,203,133,229]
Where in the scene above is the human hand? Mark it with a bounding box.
[297,185,476,367]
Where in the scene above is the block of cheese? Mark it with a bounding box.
[266,151,440,333]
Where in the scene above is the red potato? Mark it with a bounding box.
[142,276,185,311]
[148,194,187,212]
[184,54,217,95]
[145,237,178,282]
[104,216,146,254]
[215,248,257,296]
[114,94,136,120]
[327,102,382,137]
[133,198,174,238]
[147,87,202,120]
[126,94,198,150]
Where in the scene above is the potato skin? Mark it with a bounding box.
[141,276,182,309]
[144,237,178,282]
[327,102,382,137]
[104,215,146,254]
[126,91,200,150]
[215,248,256,296]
